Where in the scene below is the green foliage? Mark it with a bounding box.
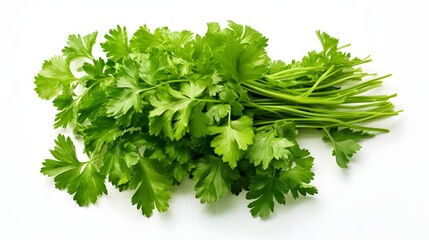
[129,156,172,217]
[101,25,129,61]
[35,21,398,218]
[193,155,239,203]
[247,124,294,169]
[323,128,374,168]
[208,116,255,168]
[41,135,107,206]
[34,56,76,99]
[62,31,98,60]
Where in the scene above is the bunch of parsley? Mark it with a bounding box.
[35,21,399,218]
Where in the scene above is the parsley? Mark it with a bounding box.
[41,135,107,206]
[322,128,374,168]
[35,21,400,218]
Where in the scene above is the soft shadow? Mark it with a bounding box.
[205,193,244,215]
[295,128,321,141]
[266,194,318,220]
[170,177,196,195]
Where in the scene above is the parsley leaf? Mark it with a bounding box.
[41,134,107,206]
[100,139,138,186]
[82,117,123,154]
[101,25,129,62]
[188,102,211,138]
[34,56,76,99]
[247,145,317,217]
[193,155,239,203]
[281,147,318,199]
[52,87,76,128]
[214,40,269,82]
[323,128,374,168]
[165,139,191,164]
[106,58,145,117]
[227,20,268,46]
[208,115,254,168]
[129,155,172,217]
[62,31,98,60]
[149,81,206,140]
[80,58,106,77]
[67,162,108,206]
[206,104,230,124]
[130,25,159,53]
[36,21,398,218]
[246,173,288,218]
[138,49,171,84]
[247,125,294,169]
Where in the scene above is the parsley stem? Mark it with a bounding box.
[254,118,390,133]
[242,82,343,104]
[299,65,337,97]
[249,105,397,120]
[267,66,324,78]
[344,94,397,103]
[311,72,375,90]
[141,79,190,91]
[197,98,222,103]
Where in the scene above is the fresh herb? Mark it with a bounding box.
[35,21,399,218]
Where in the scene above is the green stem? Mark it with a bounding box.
[299,65,337,97]
[141,79,190,92]
[267,66,324,78]
[254,118,390,133]
[313,72,374,90]
[242,82,344,104]
[196,98,222,103]
[344,94,397,103]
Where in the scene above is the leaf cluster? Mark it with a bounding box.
[35,21,398,218]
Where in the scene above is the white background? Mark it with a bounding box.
[1,0,428,239]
